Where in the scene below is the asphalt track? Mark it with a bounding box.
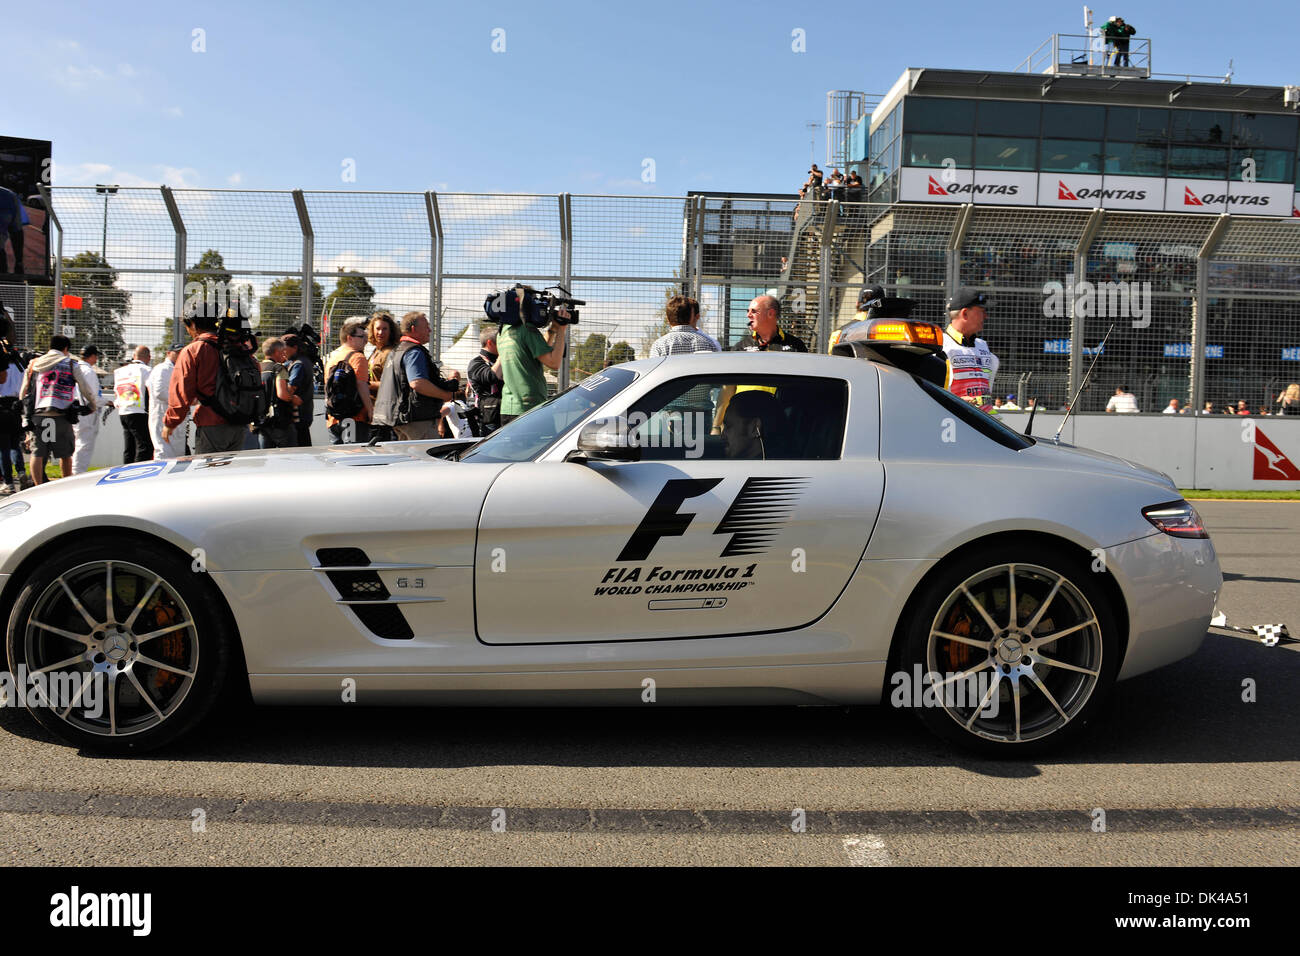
[1,500,1296,866]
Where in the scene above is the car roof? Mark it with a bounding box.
[610,351,869,377]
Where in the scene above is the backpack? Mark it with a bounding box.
[257,364,292,431]
[324,355,364,420]
[199,339,267,426]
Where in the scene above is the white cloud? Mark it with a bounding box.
[227,173,243,186]
[166,106,183,118]
[118,63,136,77]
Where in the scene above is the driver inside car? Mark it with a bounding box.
[721,389,787,460]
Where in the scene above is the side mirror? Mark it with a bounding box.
[572,416,640,462]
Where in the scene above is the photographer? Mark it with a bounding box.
[373,311,463,441]
[282,332,316,447]
[498,306,568,425]
[0,307,31,493]
[467,325,504,433]
[18,334,98,484]
[162,312,246,454]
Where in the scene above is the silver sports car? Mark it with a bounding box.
[0,321,1221,755]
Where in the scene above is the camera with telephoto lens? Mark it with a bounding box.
[483,284,584,327]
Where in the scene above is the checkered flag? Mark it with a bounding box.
[1251,624,1292,647]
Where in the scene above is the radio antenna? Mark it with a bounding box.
[1054,322,1116,442]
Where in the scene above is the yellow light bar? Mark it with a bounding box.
[866,320,942,347]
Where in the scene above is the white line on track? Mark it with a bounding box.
[842,834,891,866]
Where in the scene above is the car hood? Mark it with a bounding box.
[12,440,464,500]
[1021,438,1177,491]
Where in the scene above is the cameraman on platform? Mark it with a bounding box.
[498,305,568,425]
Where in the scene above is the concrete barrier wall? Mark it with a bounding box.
[85,393,331,471]
[999,412,1300,490]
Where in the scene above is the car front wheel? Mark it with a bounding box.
[6,537,234,754]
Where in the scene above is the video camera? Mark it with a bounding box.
[282,322,321,361]
[483,284,584,327]
[857,284,917,320]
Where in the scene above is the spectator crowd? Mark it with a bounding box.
[2,292,1298,493]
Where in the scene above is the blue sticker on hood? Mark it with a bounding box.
[96,462,170,485]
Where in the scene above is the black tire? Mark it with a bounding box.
[898,542,1120,757]
[5,536,235,754]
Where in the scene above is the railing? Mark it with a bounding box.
[1018,33,1152,79]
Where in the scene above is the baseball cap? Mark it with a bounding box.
[81,345,100,358]
[946,287,991,312]
[167,342,184,353]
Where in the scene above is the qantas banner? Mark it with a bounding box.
[900,167,973,203]
[1165,178,1293,216]
[1037,174,1164,210]
[1037,173,1102,208]
[899,168,1036,205]
[905,167,1295,216]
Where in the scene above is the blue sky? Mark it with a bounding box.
[8,0,1292,197]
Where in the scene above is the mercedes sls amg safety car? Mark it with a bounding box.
[0,320,1221,755]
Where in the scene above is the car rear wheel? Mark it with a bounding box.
[5,538,234,754]
[899,543,1119,756]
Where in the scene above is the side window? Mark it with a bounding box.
[625,375,849,461]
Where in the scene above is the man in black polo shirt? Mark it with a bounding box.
[727,295,807,354]
[712,295,808,435]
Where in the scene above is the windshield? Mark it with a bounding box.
[460,367,639,463]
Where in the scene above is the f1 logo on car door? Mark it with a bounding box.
[619,477,810,561]
[475,461,879,645]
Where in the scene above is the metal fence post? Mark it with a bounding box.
[690,196,704,302]
[1193,213,1232,411]
[38,185,63,332]
[160,186,186,342]
[559,193,573,391]
[291,189,314,329]
[817,200,840,351]
[946,203,974,297]
[425,191,443,362]
[1070,207,1107,402]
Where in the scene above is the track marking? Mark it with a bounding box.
[843,834,891,866]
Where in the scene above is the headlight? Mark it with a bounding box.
[0,501,30,523]
[1142,500,1208,539]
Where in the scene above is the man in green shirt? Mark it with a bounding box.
[496,312,568,423]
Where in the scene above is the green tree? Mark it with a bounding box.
[183,249,254,319]
[258,277,324,335]
[571,332,609,380]
[36,252,128,363]
[607,341,635,364]
[323,269,376,326]
[570,333,635,380]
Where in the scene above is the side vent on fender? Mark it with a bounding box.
[317,547,371,567]
[314,547,415,640]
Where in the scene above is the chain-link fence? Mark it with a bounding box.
[4,187,1297,415]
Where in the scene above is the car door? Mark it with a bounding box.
[474,369,883,644]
